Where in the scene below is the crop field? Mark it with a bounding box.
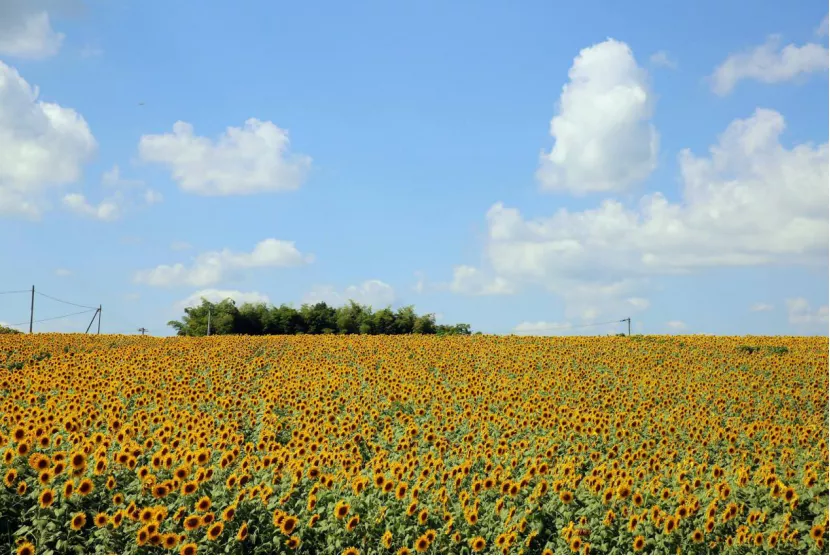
[0,333,827,555]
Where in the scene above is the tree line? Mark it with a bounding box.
[167,298,474,336]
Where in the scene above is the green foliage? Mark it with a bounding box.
[0,324,21,335]
[168,298,473,337]
[736,345,791,356]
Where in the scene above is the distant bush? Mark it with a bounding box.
[0,325,21,335]
[168,298,473,337]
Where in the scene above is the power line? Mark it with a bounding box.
[35,291,97,310]
[10,309,95,327]
[0,290,29,295]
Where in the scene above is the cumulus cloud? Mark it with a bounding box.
[176,289,271,310]
[750,302,773,312]
[786,298,829,326]
[0,0,67,59]
[303,280,396,309]
[0,61,96,217]
[649,50,677,69]
[449,265,514,296]
[666,320,687,331]
[710,34,828,95]
[63,166,162,221]
[537,38,658,194]
[62,193,120,221]
[139,119,311,196]
[135,239,314,287]
[463,108,827,319]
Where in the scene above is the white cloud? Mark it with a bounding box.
[303,280,396,309]
[125,293,140,302]
[135,239,314,287]
[512,320,625,336]
[176,289,271,310]
[649,50,677,69]
[710,34,828,95]
[786,298,829,326]
[102,164,143,188]
[62,193,120,221]
[513,321,573,336]
[79,44,102,58]
[666,320,687,331]
[750,302,773,312]
[144,189,163,204]
[627,297,650,311]
[537,38,658,194]
[0,1,65,59]
[817,15,828,37]
[0,61,96,217]
[170,241,192,251]
[467,108,827,319]
[413,271,426,294]
[449,265,514,296]
[139,119,311,196]
[54,268,72,276]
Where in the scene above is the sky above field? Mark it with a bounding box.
[0,0,828,337]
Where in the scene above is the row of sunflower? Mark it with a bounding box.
[0,333,827,554]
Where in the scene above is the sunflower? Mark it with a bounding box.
[281,515,298,535]
[38,488,55,508]
[664,515,678,535]
[335,500,350,519]
[70,512,87,531]
[382,531,393,549]
[222,505,237,522]
[470,536,486,552]
[343,548,359,555]
[691,530,704,543]
[414,535,430,553]
[77,478,93,496]
[287,536,301,550]
[560,490,574,504]
[346,515,360,532]
[16,543,35,555]
[180,543,197,555]
[94,513,109,527]
[632,536,646,552]
[206,521,224,541]
[181,481,198,496]
[811,525,826,542]
[111,511,124,528]
[196,495,211,512]
[69,451,86,471]
[237,522,249,541]
[163,533,179,549]
[183,515,201,531]
[4,469,17,487]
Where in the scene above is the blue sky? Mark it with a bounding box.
[0,0,827,336]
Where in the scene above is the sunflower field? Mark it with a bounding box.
[0,333,827,555]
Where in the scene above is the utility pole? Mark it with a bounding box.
[138,327,148,335]
[97,305,101,334]
[85,307,100,334]
[625,317,631,336]
[206,308,211,337]
[29,285,34,334]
